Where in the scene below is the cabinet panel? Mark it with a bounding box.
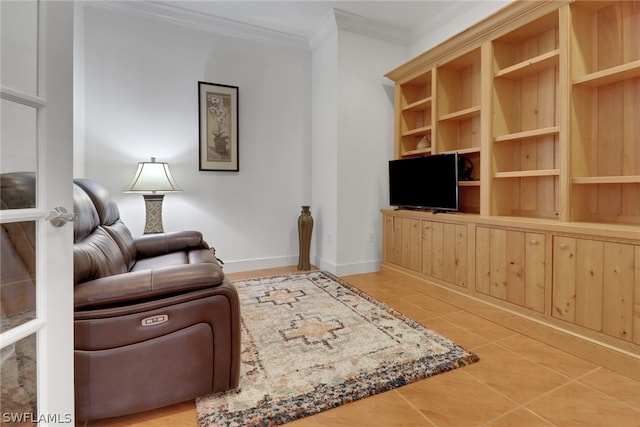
[475,226,491,294]
[383,214,394,264]
[553,236,640,344]
[524,232,546,312]
[602,242,635,341]
[476,227,545,312]
[552,236,577,321]
[401,218,421,271]
[385,215,418,270]
[385,216,421,271]
[422,220,467,288]
[574,239,604,332]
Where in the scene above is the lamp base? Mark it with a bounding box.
[143,194,165,234]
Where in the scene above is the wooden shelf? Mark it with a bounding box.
[438,105,480,122]
[572,60,640,87]
[495,49,560,80]
[459,180,480,187]
[495,169,560,179]
[403,97,432,112]
[401,147,432,157]
[573,175,640,185]
[455,147,481,156]
[401,126,431,137]
[494,126,560,143]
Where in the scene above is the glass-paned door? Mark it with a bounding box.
[0,0,75,423]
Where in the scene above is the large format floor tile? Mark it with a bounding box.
[84,267,640,427]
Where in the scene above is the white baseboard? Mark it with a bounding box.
[222,255,298,273]
[313,257,381,276]
[222,255,381,276]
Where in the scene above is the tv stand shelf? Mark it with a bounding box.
[383,0,640,381]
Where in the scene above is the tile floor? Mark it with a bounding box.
[85,267,640,427]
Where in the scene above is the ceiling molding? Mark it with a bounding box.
[333,9,411,46]
[308,8,339,52]
[84,1,310,50]
[309,7,413,51]
[83,1,420,51]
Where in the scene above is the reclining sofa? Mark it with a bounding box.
[73,179,240,421]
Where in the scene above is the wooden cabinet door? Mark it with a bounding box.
[401,218,422,272]
[422,221,468,287]
[553,236,640,344]
[383,213,398,264]
[384,215,421,272]
[476,227,546,312]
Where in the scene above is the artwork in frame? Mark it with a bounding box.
[198,81,239,171]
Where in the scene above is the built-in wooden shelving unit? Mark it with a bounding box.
[382,0,640,382]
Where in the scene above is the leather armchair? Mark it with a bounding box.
[72,179,240,421]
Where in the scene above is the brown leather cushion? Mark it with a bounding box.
[74,178,121,226]
[74,227,128,285]
[103,221,137,271]
[73,183,100,242]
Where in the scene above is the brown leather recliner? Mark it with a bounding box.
[72,179,240,421]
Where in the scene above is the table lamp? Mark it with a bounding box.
[123,157,182,233]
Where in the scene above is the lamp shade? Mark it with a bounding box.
[123,157,182,193]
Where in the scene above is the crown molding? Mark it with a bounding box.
[309,7,413,51]
[333,9,411,46]
[84,1,310,50]
[308,8,338,51]
[84,1,421,51]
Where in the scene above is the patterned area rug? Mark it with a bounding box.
[196,271,478,426]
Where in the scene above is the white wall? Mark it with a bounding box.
[335,30,405,274]
[77,2,514,275]
[310,14,339,272]
[80,5,311,272]
[310,12,406,275]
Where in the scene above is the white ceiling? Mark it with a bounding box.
[94,1,493,47]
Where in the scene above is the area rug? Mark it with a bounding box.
[196,270,478,426]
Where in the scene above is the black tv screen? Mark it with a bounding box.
[389,153,459,211]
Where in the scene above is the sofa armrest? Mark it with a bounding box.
[134,231,208,258]
[74,263,223,309]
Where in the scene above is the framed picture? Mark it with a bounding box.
[198,81,239,171]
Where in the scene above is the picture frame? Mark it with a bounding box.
[198,81,239,171]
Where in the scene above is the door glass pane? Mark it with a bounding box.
[0,0,38,95]
[1,221,36,333]
[1,100,37,210]
[0,334,37,422]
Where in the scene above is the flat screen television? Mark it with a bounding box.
[389,153,459,212]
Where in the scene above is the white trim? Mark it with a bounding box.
[0,208,47,223]
[222,255,380,276]
[0,85,47,108]
[86,0,309,50]
[0,319,45,348]
[333,9,410,45]
[84,2,426,51]
[222,255,299,274]
[314,256,381,276]
[334,260,382,276]
[309,8,338,51]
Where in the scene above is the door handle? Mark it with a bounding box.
[45,206,77,227]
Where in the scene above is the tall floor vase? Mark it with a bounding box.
[297,206,313,270]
